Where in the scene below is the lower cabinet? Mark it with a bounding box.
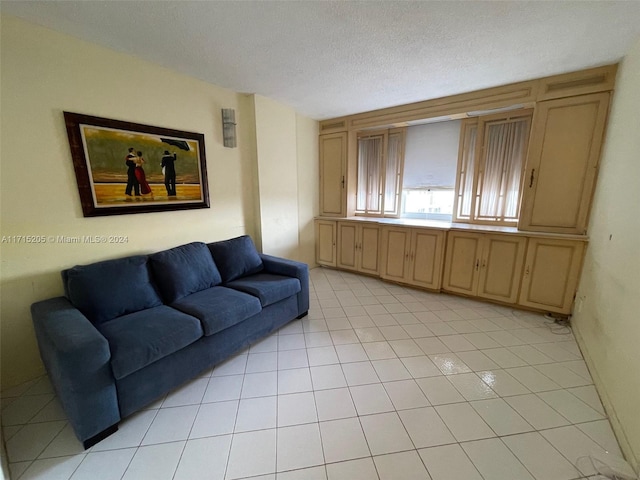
[315,219,586,315]
[518,237,586,314]
[315,220,337,267]
[379,226,445,290]
[337,221,380,275]
[442,231,527,304]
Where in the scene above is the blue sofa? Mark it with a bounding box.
[30,235,309,448]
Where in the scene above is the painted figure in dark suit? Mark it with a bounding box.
[125,147,140,196]
[161,150,177,196]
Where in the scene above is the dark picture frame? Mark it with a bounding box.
[64,112,209,217]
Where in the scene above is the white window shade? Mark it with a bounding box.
[402,120,460,189]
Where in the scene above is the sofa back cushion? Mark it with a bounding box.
[63,255,163,326]
[149,242,222,303]
[208,235,263,283]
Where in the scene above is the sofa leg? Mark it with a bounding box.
[296,311,308,319]
[83,423,118,449]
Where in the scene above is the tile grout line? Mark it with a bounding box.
[4,270,622,480]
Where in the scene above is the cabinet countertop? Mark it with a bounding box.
[315,216,589,241]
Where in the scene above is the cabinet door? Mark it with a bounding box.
[319,132,347,217]
[477,235,526,304]
[519,238,585,314]
[315,220,336,267]
[337,222,358,271]
[442,231,482,295]
[519,93,609,234]
[359,225,380,275]
[380,227,411,282]
[408,229,445,290]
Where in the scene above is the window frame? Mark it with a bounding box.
[452,109,533,226]
[355,127,406,218]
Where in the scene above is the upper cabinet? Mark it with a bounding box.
[519,92,610,234]
[536,65,617,102]
[319,132,347,217]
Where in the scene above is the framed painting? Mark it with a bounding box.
[63,112,209,217]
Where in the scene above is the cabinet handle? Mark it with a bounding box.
[341,176,345,189]
[529,169,535,188]
[525,265,530,276]
[475,259,479,271]
[481,260,486,268]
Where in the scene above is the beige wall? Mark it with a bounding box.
[296,114,320,266]
[250,95,319,263]
[0,16,317,388]
[253,95,301,259]
[572,36,640,470]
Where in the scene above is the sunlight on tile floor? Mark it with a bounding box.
[1,267,625,480]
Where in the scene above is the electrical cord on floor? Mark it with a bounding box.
[508,308,572,335]
[576,453,639,480]
[543,313,573,335]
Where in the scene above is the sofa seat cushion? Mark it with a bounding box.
[98,305,203,380]
[171,287,262,336]
[149,242,222,303]
[226,273,301,307]
[63,255,163,326]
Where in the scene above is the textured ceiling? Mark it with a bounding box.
[3,1,640,120]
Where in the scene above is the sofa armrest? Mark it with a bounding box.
[31,297,120,446]
[259,254,309,316]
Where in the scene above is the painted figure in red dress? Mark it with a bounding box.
[134,150,153,195]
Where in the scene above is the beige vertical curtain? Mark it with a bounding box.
[476,117,529,222]
[457,124,477,220]
[357,135,383,213]
[384,133,403,215]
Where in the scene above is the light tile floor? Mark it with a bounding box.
[1,268,627,480]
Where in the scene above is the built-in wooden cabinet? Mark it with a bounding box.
[319,132,347,217]
[518,238,586,314]
[379,226,445,290]
[442,232,482,295]
[519,92,610,235]
[315,220,337,267]
[478,235,528,304]
[314,67,615,316]
[337,222,380,275]
[315,218,588,315]
[536,65,617,102]
[442,231,527,304]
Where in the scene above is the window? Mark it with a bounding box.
[356,128,405,216]
[454,110,532,225]
[400,120,460,221]
[402,188,454,221]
